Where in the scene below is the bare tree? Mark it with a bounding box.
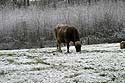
[24,0,30,6]
[0,0,9,8]
[12,0,30,8]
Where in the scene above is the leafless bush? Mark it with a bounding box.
[0,1,124,49]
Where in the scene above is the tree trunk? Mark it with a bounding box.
[24,0,26,6]
[27,0,30,6]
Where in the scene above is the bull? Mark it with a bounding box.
[54,24,81,53]
[120,41,125,49]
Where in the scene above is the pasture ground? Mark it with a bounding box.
[0,43,125,83]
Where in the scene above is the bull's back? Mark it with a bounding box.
[65,27,80,42]
[54,24,80,43]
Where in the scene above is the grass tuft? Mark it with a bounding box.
[7,59,15,64]
[64,73,81,78]
[35,58,50,65]
[7,54,15,56]
[83,67,95,70]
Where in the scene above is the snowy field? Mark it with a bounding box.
[0,43,125,83]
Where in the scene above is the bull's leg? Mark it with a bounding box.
[57,41,62,52]
[56,40,59,49]
[58,43,62,52]
[67,43,70,53]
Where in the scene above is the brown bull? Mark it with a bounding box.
[120,41,125,49]
[54,24,81,53]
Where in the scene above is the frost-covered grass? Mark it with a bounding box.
[0,43,125,83]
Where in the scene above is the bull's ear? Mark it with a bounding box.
[75,41,81,46]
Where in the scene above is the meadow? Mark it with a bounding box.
[0,43,125,83]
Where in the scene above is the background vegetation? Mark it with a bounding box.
[0,0,125,49]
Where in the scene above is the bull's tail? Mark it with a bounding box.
[54,28,58,39]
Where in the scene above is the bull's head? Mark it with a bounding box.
[75,41,81,52]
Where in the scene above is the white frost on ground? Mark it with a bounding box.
[0,43,125,83]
